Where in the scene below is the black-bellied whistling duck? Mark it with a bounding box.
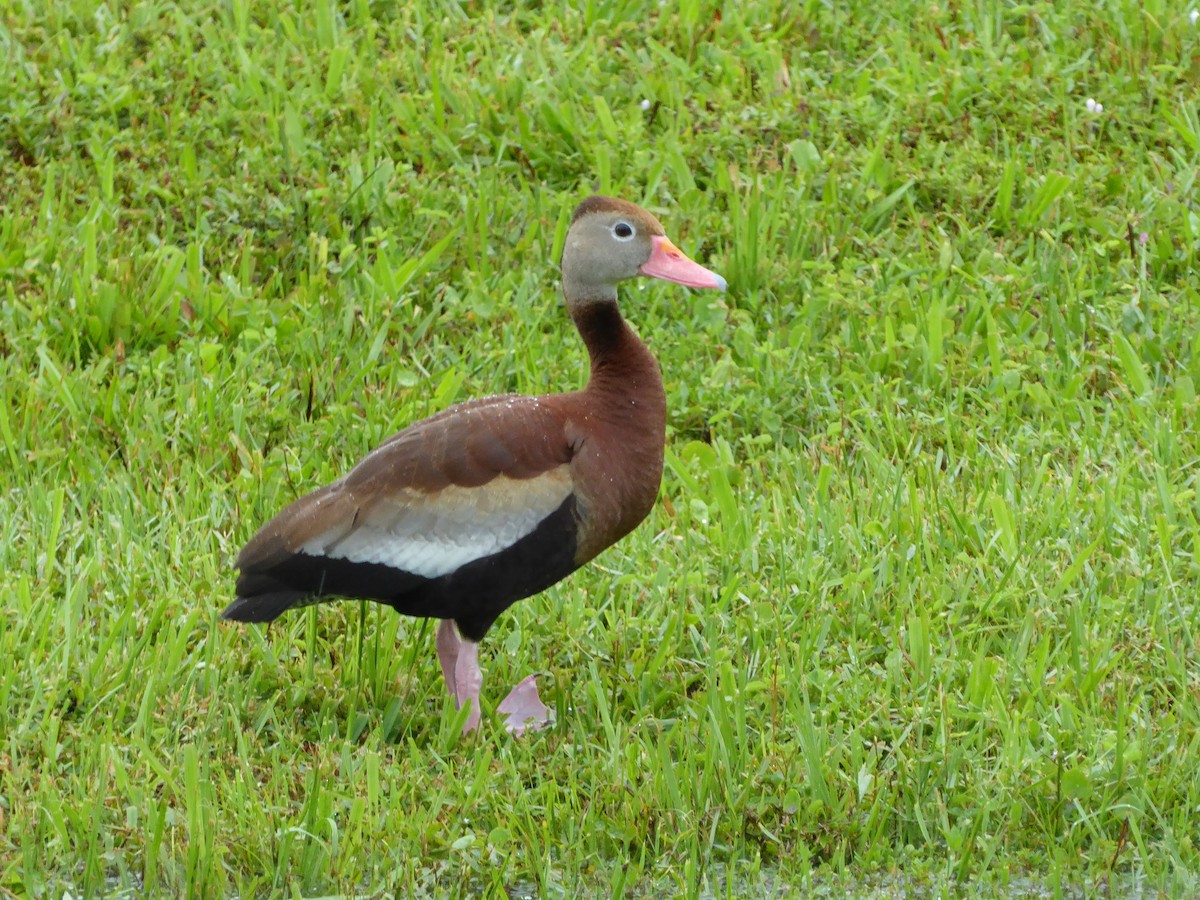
[223,196,726,735]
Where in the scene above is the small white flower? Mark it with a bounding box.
[1190,9,1199,24]
[640,98,651,111]
[1085,98,1103,114]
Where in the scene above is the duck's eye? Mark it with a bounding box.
[612,221,635,241]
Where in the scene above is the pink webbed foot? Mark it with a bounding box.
[435,620,550,736]
[498,675,554,736]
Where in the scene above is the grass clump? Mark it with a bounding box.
[2,0,1200,896]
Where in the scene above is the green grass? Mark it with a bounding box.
[3,0,1200,895]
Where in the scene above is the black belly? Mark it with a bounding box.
[226,496,581,642]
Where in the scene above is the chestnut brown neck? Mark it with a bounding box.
[565,298,667,563]
[569,301,665,412]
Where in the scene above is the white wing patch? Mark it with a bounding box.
[298,469,572,579]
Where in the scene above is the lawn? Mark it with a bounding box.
[3,0,1200,896]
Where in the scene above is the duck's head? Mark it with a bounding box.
[561,195,726,305]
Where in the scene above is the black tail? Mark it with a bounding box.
[221,570,314,623]
[220,593,310,623]
[224,551,430,623]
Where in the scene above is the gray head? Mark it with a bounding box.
[560,196,726,306]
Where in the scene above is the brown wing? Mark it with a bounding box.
[224,394,581,635]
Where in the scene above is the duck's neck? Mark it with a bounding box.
[569,299,666,416]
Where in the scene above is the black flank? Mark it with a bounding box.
[222,496,581,643]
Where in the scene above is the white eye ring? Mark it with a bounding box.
[612,221,636,241]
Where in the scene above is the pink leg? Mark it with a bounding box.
[436,619,460,695]
[435,619,551,736]
[452,639,483,735]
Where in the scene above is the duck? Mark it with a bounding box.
[222,195,727,735]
